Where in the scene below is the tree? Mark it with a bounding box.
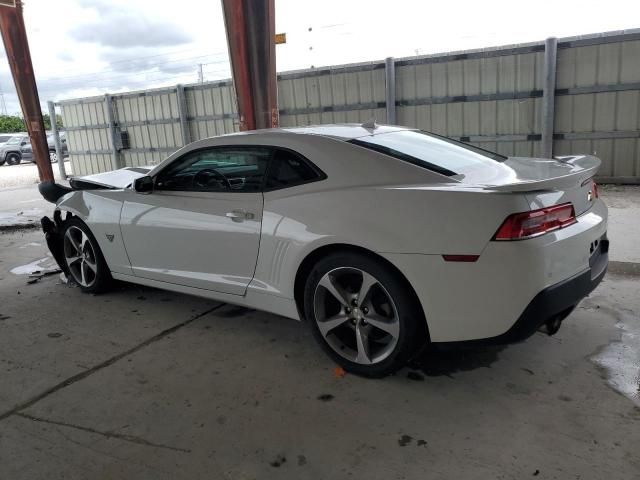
[0,115,25,133]
[42,113,64,130]
[0,113,63,133]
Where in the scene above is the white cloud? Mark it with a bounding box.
[0,0,638,115]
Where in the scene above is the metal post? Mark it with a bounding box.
[244,0,278,129]
[176,84,190,146]
[385,57,396,125]
[222,0,277,130]
[0,1,53,184]
[198,64,204,84]
[541,37,557,159]
[104,94,120,170]
[47,101,66,179]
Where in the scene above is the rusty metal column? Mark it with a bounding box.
[221,0,278,131]
[0,1,53,183]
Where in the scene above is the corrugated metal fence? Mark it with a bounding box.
[56,29,640,182]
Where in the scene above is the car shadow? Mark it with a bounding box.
[407,344,507,378]
[92,282,509,379]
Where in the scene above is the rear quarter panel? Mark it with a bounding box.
[250,182,530,301]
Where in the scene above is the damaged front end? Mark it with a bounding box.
[37,166,153,278]
[41,210,71,277]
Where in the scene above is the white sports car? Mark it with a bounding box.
[40,124,608,377]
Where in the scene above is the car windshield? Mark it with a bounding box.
[349,130,506,177]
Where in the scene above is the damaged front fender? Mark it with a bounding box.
[41,210,70,276]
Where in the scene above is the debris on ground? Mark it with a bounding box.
[334,366,346,378]
[317,394,334,402]
[27,269,62,284]
[269,455,287,467]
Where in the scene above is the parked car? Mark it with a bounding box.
[0,134,29,166]
[40,124,608,377]
[0,134,15,147]
[22,131,68,163]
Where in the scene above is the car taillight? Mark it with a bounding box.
[592,181,599,198]
[493,203,577,241]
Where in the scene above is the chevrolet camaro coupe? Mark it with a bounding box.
[40,124,608,377]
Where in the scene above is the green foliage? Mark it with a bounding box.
[0,113,64,133]
[43,113,64,130]
[0,115,25,133]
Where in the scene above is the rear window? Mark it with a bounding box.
[0,135,11,142]
[265,149,322,189]
[349,130,506,176]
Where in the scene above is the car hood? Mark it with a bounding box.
[71,166,154,189]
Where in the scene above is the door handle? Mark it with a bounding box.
[225,210,255,221]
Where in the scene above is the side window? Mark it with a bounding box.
[265,149,322,190]
[156,147,270,192]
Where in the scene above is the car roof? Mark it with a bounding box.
[220,123,414,141]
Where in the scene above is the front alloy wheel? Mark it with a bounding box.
[64,225,98,288]
[304,252,426,377]
[49,151,58,163]
[62,219,112,293]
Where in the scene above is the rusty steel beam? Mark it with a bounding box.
[221,0,278,131]
[0,1,53,183]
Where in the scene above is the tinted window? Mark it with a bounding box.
[7,136,23,145]
[156,147,270,192]
[0,135,11,142]
[265,149,321,189]
[350,130,506,176]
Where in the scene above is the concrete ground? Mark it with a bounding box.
[0,161,71,227]
[0,164,639,479]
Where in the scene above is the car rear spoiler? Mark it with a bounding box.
[483,155,601,192]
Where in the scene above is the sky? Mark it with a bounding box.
[0,0,639,115]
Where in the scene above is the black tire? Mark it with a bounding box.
[0,158,5,166]
[5,152,21,165]
[61,217,113,293]
[303,251,427,378]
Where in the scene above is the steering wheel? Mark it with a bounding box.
[193,168,232,189]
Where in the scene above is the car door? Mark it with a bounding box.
[119,146,271,296]
[20,137,33,160]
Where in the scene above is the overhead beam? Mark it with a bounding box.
[0,1,53,183]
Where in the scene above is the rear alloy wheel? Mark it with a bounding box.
[49,150,58,163]
[62,219,112,293]
[304,252,426,377]
[5,153,21,166]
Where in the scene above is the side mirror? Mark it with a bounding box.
[133,176,154,193]
[20,141,26,146]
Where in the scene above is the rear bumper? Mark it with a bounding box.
[462,236,608,345]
